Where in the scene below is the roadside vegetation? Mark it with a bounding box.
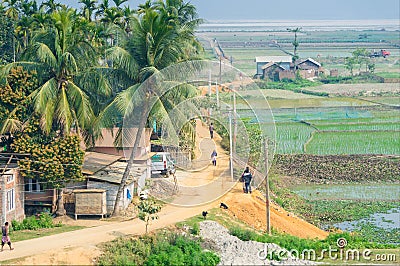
[10,213,84,242]
[97,229,219,266]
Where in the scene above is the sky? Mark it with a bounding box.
[58,0,400,21]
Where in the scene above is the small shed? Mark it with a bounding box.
[74,189,107,220]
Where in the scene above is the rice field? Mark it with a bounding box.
[273,122,315,154]
[313,122,400,131]
[305,131,400,155]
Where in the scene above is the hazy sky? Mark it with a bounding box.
[58,0,400,20]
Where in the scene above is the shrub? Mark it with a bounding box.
[98,232,220,266]
[11,213,57,231]
[190,223,200,235]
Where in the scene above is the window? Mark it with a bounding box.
[5,174,14,183]
[7,189,15,211]
[25,179,43,192]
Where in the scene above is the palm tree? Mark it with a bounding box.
[1,8,113,215]
[102,2,202,216]
[3,0,20,20]
[79,0,97,22]
[111,0,127,9]
[40,0,62,14]
[19,0,38,17]
[95,0,109,19]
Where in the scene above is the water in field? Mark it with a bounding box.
[292,183,400,201]
[333,207,400,231]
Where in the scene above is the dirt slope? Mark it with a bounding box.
[221,184,328,239]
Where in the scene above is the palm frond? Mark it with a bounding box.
[32,78,58,114]
[0,118,23,134]
[106,46,139,80]
[67,81,94,130]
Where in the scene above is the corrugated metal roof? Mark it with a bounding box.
[88,161,146,184]
[255,56,292,63]
[297,58,321,67]
[82,152,122,175]
[261,62,286,70]
[73,189,106,193]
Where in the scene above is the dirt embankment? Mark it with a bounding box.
[220,184,328,240]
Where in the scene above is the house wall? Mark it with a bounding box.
[1,169,25,224]
[299,69,318,79]
[279,70,296,80]
[87,180,136,214]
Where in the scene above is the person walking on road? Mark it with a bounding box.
[211,150,217,166]
[209,123,214,139]
[1,222,13,251]
[241,166,253,194]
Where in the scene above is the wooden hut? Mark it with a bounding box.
[74,189,107,220]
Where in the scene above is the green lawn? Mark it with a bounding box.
[11,225,85,242]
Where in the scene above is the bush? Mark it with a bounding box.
[11,213,57,231]
[98,232,220,266]
[190,223,200,235]
[229,227,258,241]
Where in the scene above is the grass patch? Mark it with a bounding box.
[375,72,400,79]
[11,225,85,242]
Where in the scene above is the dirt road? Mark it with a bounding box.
[0,121,327,265]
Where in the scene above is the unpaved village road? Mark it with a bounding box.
[0,121,327,265]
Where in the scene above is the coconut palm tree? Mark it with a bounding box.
[102,2,202,216]
[1,8,114,215]
[0,8,109,137]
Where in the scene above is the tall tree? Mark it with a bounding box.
[102,1,202,216]
[0,8,15,64]
[112,0,127,8]
[79,0,97,22]
[40,0,62,14]
[0,8,110,138]
[287,27,302,63]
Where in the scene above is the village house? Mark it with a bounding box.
[295,58,324,79]
[255,55,292,78]
[90,128,152,159]
[0,153,27,224]
[256,56,323,81]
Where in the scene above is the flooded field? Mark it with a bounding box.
[292,183,400,201]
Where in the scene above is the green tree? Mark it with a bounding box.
[102,1,202,216]
[345,56,356,76]
[40,0,63,14]
[137,197,162,234]
[78,0,97,22]
[1,8,107,137]
[0,9,15,64]
[287,27,302,63]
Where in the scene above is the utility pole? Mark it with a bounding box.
[208,69,212,96]
[232,88,237,151]
[228,109,234,181]
[264,139,271,235]
[216,79,220,109]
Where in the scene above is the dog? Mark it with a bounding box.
[202,211,208,219]
[220,202,228,209]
